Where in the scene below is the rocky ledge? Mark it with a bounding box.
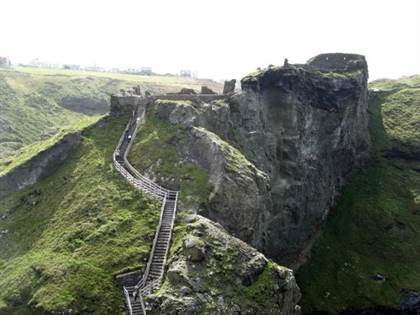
[126,53,371,268]
[146,215,301,314]
[0,132,81,199]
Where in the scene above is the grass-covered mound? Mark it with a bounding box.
[0,115,160,314]
[296,76,420,314]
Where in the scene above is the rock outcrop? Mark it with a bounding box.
[146,215,301,314]
[132,53,371,267]
[0,132,81,198]
[222,79,236,94]
[231,53,370,266]
[201,86,217,94]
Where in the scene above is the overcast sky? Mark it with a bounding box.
[1,0,419,81]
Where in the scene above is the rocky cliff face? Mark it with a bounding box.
[230,53,371,266]
[129,53,371,268]
[146,215,301,314]
[0,132,81,199]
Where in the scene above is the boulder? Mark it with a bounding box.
[184,235,206,262]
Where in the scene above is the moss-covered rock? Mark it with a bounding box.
[146,215,301,314]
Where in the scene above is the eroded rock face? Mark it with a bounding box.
[0,132,81,198]
[146,215,301,314]
[133,53,370,267]
[231,54,370,266]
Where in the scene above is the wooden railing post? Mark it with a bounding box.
[113,99,180,315]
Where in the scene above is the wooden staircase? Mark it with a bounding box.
[123,286,146,315]
[113,107,179,315]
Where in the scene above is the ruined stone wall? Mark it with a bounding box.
[307,53,368,73]
[110,95,141,115]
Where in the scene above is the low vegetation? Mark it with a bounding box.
[296,76,420,314]
[0,115,161,314]
[151,215,292,314]
[128,107,212,209]
[0,66,221,174]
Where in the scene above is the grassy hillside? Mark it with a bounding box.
[296,75,420,314]
[0,66,221,174]
[127,102,212,209]
[0,115,161,314]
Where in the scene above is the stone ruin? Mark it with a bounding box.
[111,79,238,115]
[200,86,216,94]
[223,79,236,94]
[178,88,196,95]
[307,53,368,73]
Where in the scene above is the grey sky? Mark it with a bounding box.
[1,0,419,80]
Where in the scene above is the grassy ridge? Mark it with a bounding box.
[0,66,221,174]
[0,115,160,314]
[296,76,420,313]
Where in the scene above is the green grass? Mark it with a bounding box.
[15,66,222,92]
[0,66,222,174]
[0,115,161,314]
[128,107,212,208]
[242,261,282,305]
[0,116,101,176]
[296,77,420,314]
[380,88,420,155]
[370,74,420,91]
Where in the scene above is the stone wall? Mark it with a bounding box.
[110,95,142,115]
[307,53,368,73]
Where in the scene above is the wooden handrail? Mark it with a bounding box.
[113,100,180,315]
[137,193,168,287]
[123,286,133,315]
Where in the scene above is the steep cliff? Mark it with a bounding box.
[0,132,81,198]
[296,75,420,314]
[0,113,300,314]
[128,53,371,267]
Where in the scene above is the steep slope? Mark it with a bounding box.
[296,75,420,314]
[0,116,161,314]
[0,67,221,175]
[1,109,300,314]
[128,53,370,267]
[147,214,301,314]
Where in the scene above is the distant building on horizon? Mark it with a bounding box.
[140,67,153,75]
[0,56,11,67]
[28,58,60,69]
[180,69,192,77]
[63,64,81,70]
[85,65,105,72]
